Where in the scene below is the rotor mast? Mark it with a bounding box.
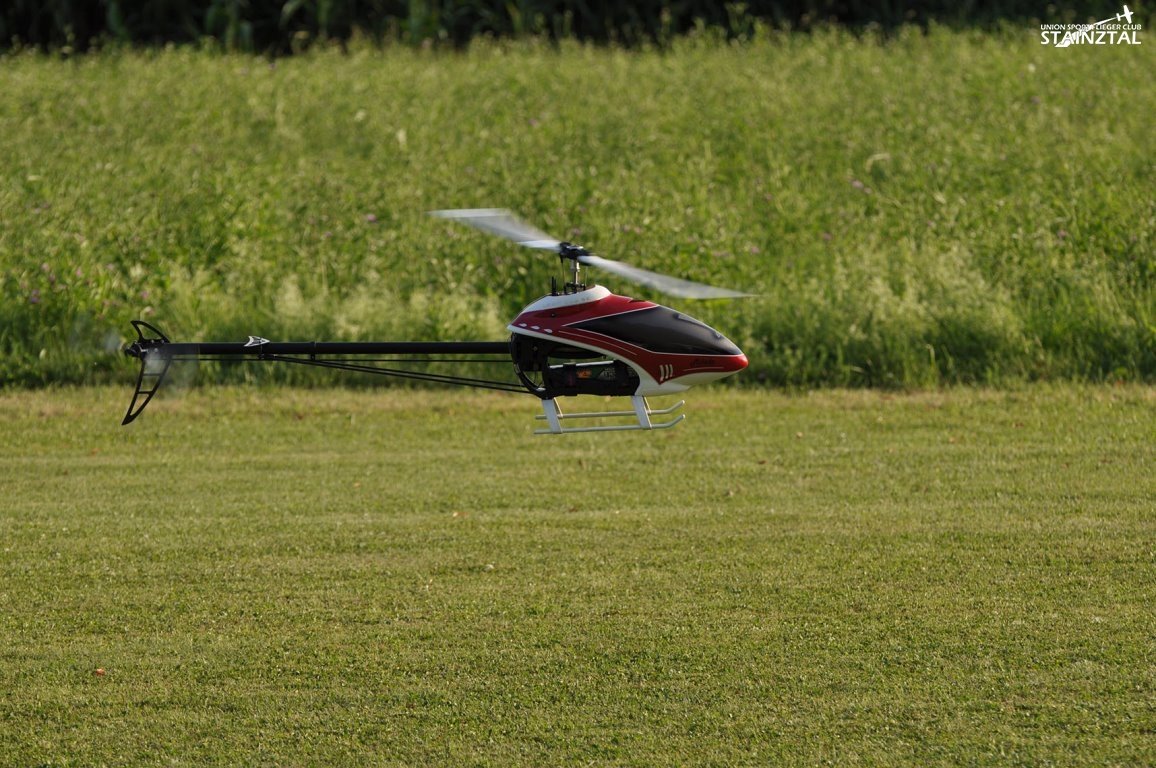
[558,243,589,293]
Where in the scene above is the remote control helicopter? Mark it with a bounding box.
[122,209,750,434]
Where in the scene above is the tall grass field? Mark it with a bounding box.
[2,385,1154,765]
[2,28,1153,388]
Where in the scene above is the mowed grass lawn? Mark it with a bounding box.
[1,385,1152,765]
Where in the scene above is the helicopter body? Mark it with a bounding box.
[505,285,748,433]
[121,209,751,434]
[509,285,747,396]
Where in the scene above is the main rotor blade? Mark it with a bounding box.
[578,254,753,300]
[431,208,560,250]
[432,208,753,299]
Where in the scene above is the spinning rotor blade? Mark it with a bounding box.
[432,208,753,299]
[431,208,560,250]
[577,254,752,300]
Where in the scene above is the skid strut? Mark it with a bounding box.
[535,396,685,434]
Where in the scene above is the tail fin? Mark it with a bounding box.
[121,320,172,425]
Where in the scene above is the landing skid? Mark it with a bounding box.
[534,396,685,434]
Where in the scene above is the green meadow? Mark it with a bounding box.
[2,386,1153,765]
[2,28,1153,387]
